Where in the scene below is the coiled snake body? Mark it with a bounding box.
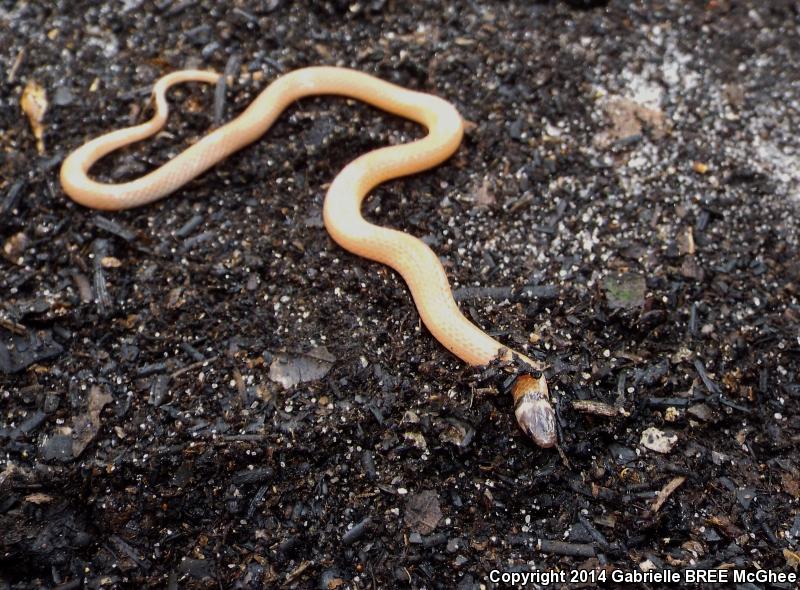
[60,67,556,448]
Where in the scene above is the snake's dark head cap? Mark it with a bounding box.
[512,373,557,448]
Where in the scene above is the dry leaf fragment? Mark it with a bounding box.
[72,385,113,456]
[781,471,800,499]
[269,347,335,388]
[784,548,800,570]
[21,79,48,153]
[677,226,696,255]
[593,95,668,148]
[471,177,495,207]
[404,490,442,535]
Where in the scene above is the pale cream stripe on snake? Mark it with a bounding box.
[60,67,557,448]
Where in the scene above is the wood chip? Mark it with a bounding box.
[640,427,678,453]
[572,399,620,417]
[100,256,122,268]
[24,493,54,504]
[0,316,27,336]
[537,539,596,557]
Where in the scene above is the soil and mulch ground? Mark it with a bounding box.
[1,1,799,588]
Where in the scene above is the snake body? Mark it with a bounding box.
[60,67,556,447]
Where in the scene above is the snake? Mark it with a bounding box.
[59,67,557,448]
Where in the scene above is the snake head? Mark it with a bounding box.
[512,373,557,448]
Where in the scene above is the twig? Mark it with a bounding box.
[171,355,219,378]
[537,539,596,557]
[651,476,686,513]
[0,317,27,335]
[284,560,313,585]
[342,517,372,545]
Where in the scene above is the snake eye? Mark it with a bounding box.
[512,374,557,448]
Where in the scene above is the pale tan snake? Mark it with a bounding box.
[60,67,557,447]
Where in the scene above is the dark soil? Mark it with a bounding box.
[2,1,799,588]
